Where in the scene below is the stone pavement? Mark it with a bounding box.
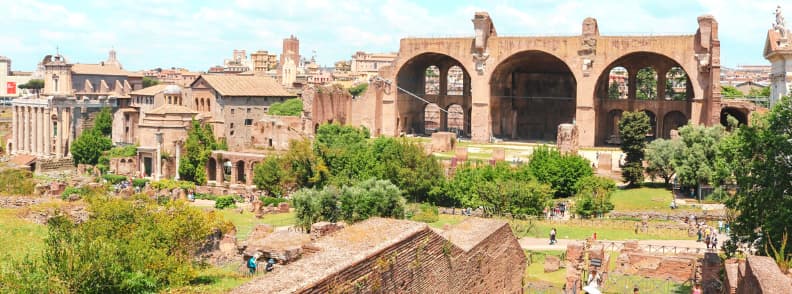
[519,236,727,251]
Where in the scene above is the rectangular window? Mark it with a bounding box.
[231,108,235,114]
[244,119,253,126]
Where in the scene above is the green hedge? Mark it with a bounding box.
[261,197,288,206]
[214,196,236,209]
[102,174,127,184]
[132,179,149,188]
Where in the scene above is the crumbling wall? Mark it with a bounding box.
[303,85,352,135]
[736,255,792,294]
[612,241,697,282]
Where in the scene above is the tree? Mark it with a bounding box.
[18,79,44,95]
[724,96,792,258]
[93,107,113,136]
[721,85,743,98]
[671,124,727,196]
[528,146,593,197]
[619,111,651,186]
[267,98,303,116]
[142,76,160,88]
[253,156,290,197]
[369,137,444,202]
[178,120,220,184]
[574,176,616,218]
[645,138,681,185]
[607,81,621,99]
[475,179,553,217]
[348,83,368,97]
[636,68,657,100]
[70,128,112,165]
[313,124,373,186]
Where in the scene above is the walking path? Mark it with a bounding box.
[519,235,727,251]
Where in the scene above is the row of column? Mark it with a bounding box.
[12,105,72,159]
[213,158,256,186]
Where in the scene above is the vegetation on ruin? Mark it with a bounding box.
[149,179,196,191]
[142,76,160,88]
[721,85,743,98]
[179,120,223,185]
[619,111,651,186]
[267,97,303,116]
[527,146,593,197]
[104,145,138,158]
[573,176,616,218]
[292,178,406,231]
[71,128,113,166]
[0,196,229,293]
[0,168,36,196]
[101,173,126,184]
[348,83,368,97]
[94,107,113,137]
[406,203,439,223]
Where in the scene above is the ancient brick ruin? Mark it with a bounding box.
[232,217,526,294]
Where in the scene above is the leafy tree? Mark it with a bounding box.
[267,98,303,116]
[721,85,743,98]
[283,138,329,188]
[369,137,444,202]
[313,124,373,186]
[619,111,651,186]
[528,146,593,197]
[94,107,113,137]
[607,81,621,99]
[18,79,44,95]
[747,86,770,98]
[178,120,220,184]
[253,156,290,197]
[725,96,792,258]
[574,176,616,218]
[671,124,727,195]
[636,68,657,100]
[71,128,112,165]
[645,138,681,185]
[142,76,160,88]
[476,179,553,217]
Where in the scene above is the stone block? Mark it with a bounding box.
[566,243,584,263]
[598,152,613,172]
[278,202,290,213]
[310,221,345,240]
[455,147,468,161]
[492,147,505,161]
[544,255,561,273]
[556,123,579,155]
[431,132,457,153]
[739,255,792,293]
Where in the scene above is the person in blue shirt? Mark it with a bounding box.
[247,256,257,275]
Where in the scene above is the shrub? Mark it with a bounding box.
[194,193,217,201]
[348,83,368,97]
[149,179,195,191]
[261,197,288,206]
[214,196,236,209]
[528,146,593,197]
[574,176,616,218]
[61,186,86,200]
[409,203,439,223]
[267,98,303,116]
[105,145,138,158]
[0,168,36,196]
[102,174,127,184]
[132,178,149,188]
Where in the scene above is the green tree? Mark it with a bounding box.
[607,81,621,99]
[619,111,651,186]
[93,107,113,136]
[636,68,657,100]
[724,96,792,258]
[178,120,220,184]
[348,83,369,97]
[671,124,727,196]
[645,138,681,185]
[70,128,112,165]
[574,176,616,218]
[476,179,553,217]
[369,137,444,202]
[267,98,303,116]
[721,85,743,98]
[283,138,329,188]
[142,76,160,88]
[313,124,373,186]
[528,146,593,197]
[253,156,290,197]
[18,79,44,95]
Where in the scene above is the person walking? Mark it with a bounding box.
[247,255,258,275]
[549,228,557,245]
[697,228,702,242]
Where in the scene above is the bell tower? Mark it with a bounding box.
[42,53,73,96]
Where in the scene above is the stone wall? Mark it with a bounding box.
[251,115,306,150]
[734,255,792,294]
[35,158,75,173]
[302,85,352,135]
[0,196,48,209]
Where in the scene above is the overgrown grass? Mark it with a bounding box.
[524,219,690,241]
[523,250,567,288]
[611,186,694,212]
[0,209,47,266]
[170,263,253,293]
[427,214,467,229]
[217,210,296,241]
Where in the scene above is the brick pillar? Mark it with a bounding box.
[216,157,224,184]
[55,107,63,158]
[230,161,238,184]
[44,108,51,157]
[628,70,638,100]
[246,161,254,186]
[656,68,668,100]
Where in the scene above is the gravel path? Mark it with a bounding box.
[519,235,727,251]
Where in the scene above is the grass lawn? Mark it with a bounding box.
[426,214,466,229]
[611,186,695,212]
[0,208,47,266]
[524,250,567,288]
[169,263,255,293]
[217,209,296,241]
[522,219,690,241]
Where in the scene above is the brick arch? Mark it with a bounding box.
[595,51,698,100]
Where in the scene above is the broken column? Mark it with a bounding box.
[557,123,579,155]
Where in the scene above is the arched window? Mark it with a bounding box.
[636,67,657,100]
[424,103,440,133]
[665,67,688,100]
[447,104,464,133]
[425,65,440,95]
[207,100,211,112]
[607,67,629,100]
[447,66,464,96]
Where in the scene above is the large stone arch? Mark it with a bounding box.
[394,52,472,136]
[594,51,695,145]
[489,50,577,141]
[662,111,688,139]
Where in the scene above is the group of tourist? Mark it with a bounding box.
[696,223,721,250]
[544,202,567,220]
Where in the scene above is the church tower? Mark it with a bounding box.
[42,54,73,96]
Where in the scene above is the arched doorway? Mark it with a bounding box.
[642,110,657,140]
[606,67,629,100]
[207,157,217,181]
[236,160,246,183]
[605,109,623,145]
[424,103,441,134]
[490,50,576,141]
[222,159,232,183]
[721,107,748,128]
[662,111,687,139]
[395,53,472,136]
[447,104,464,135]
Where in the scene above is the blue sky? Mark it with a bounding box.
[0,0,779,71]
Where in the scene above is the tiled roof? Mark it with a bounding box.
[198,75,293,97]
[71,63,131,76]
[130,84,169,96]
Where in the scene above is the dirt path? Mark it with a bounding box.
[519,236,726,251]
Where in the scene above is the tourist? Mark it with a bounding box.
[705,234,711,249]
[247,255,258,275]
[712,236,718,250]
[549,228,557,245]
[697,228,702,242]
[718,220,724,232]
[265,258,275,272]
[692,284,702,294]
[635,223,640,235]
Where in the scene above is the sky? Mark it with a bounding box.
[0,0,781,72]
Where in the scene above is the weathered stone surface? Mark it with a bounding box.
[738,255,792,294]
[278,202,290,213]
[614,252,696,282]
[431,132,457,153]
[598,152,613,172]
[310,221,345,241]
[492,147,505,161]
[544,255,561,273]
[0,196,47,209]
[556,123,579,155]
[455,146,468,161]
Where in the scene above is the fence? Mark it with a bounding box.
[599,240,713,255]
[602,274,693,294]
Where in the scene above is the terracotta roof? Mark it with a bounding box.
[72,63,131,76]
[130,84,169,96]
[146,104,198,115]
[9,155,37,166]
[197,75,293,97]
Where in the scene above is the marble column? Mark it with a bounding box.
[56,107,63,158]
[11,106,17,153]
[35,108,42,155]
[22,106,29,153]
[245,162,254,186]
[174,141,181,180]
[44,108,51,157]
[230,162,237,185]
[65,108,72,157]
[216,157,224,184]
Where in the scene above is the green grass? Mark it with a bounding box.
[427,214,467,229]
[0,208,47,266]
[524,219,690,241]
[216,210,296,241]
[611,186,695,212]
[169,263,254,293]
[523,250,567,288]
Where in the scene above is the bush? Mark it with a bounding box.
[528,146,593,197]
[261,197,288,206]
[194,193,217,201]
[574,176,616,218]
[0,168,36,196]
[214,196,236,209]
[102,174,127,184]
[267,98,303,116]
[408,203,439,223]
[132,178,149,188]
[61,187,86,200]
[105,145,138,158]
[149,179,195,191]
[348,83,368,97]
